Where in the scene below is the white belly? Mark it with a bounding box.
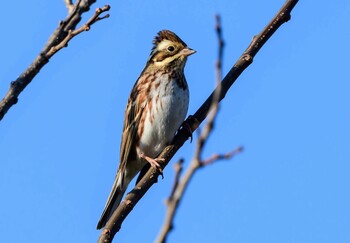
[138,76,189,158]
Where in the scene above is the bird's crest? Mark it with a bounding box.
[151,30,187,53]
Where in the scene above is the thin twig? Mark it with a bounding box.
[194,14,225,165]
[201,146,243,166]
[0,2,110,121]
[46,5,110,57]
[215,14,224,85]
[155,14,230,243]
[97,1,298,242]
[166,159,184,203]
[156,146,242,243]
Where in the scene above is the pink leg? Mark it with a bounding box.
[139,152,164,174]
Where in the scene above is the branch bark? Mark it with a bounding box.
[0,1,110,121]
[98,0,298,242]
[64,0,74,13]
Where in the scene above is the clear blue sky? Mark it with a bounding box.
[1,0,349,242]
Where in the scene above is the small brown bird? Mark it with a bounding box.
[97,30,195,229]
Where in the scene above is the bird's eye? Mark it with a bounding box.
[167,46,175,52]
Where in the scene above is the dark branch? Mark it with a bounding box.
[97,0,299,242]
[0,1,110,121]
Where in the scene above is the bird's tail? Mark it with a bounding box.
[97,172,128,229]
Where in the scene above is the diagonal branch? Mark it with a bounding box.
[0,1,110,121]
[97,0,298,242]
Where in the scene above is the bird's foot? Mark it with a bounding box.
[139,152,164,178]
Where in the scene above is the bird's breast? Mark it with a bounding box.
[137,74,189,158]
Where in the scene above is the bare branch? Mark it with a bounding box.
[153,159,185,242]
[215,14,224,85]
[201,146,243,166]
[64,0,74,14]
[155,14,230,243]
[0,2,111,121]
[97,0,299,242]
[166,159,184,203]
[156,146,242,243]
[194,13,225,164]
[155,157,198,243]
[46,5,110,57]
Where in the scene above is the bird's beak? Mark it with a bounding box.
[180,47,196,57]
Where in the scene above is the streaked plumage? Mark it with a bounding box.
[97,30,195,229]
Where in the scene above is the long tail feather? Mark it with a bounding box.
[97,173,127,229]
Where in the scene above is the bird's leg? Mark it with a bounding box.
[139,152,164,178]
[182,122,193,142]
[179,115,196,142]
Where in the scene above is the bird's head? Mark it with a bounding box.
[148,30,196,69]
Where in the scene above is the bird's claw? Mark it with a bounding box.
[139,153,164,179]
[180,117,194,142]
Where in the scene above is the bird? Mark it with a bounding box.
[97,30,195,229]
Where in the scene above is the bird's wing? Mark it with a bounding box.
[96,75,149,229]
[118,74,149,187]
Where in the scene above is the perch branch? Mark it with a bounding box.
[0,1,110,121]
[97,0,298,242]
